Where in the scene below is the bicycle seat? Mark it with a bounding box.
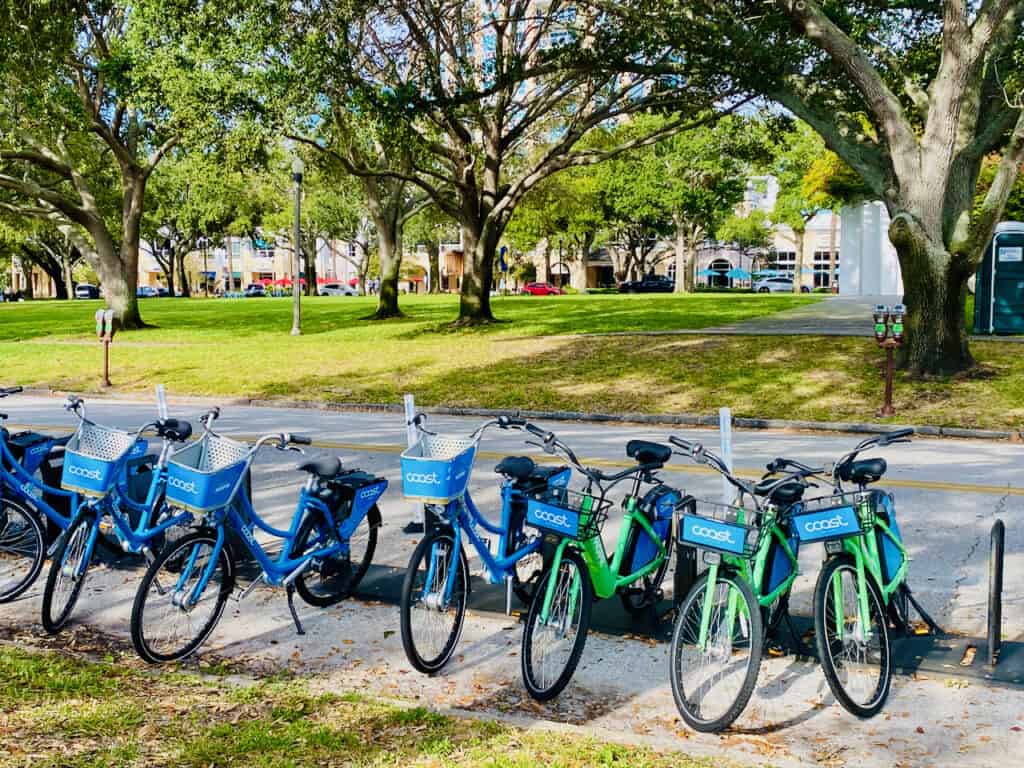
[495,455,535,480]
[626,440,671,467]
[839,458,887,485]
[296,455,341,479]
[753,479,805,506]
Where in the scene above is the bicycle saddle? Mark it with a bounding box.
[753,479,805,506]
[495,455,535,480]
[626,440,671,467]
[296,455,341,479]
[838,458,886,485]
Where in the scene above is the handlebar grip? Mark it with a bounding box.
[288,434,313,445]
[883,427,914,442]
[498,415,527,428]
[200,406,221,424]
[0,386,23,397]
[766,457,790,474]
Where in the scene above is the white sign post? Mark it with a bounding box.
[719,407,733,504]
[404,394,423,527]
[156,383,168,420]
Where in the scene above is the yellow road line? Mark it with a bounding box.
[8,424,1023,497]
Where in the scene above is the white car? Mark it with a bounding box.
[319,282,359,296]
[752,275,810,293]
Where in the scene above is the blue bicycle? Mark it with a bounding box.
[398,414,568,674]
[41,395,195,633]
[130,422,387,663]
[0,386,158,603]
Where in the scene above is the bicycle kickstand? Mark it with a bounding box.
[286,585,306,636]
[902,583,943,636]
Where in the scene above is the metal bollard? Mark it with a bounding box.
[988,519,1005,666]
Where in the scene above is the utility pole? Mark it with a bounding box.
[291,157,304,336]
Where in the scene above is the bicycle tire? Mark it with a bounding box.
[131,529,235,664]
[292,506,378,607]
[521,547,593,701]
[400,529,469,674]
[41,508,97,634]
[619,518,673,615]
[504,518,542,606]
[0,498,45,603]
[670,569,764,732]
[813,555,891,718]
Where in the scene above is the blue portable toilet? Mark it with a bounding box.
[974,221,1024,334]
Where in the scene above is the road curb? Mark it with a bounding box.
[18,386,1023,442]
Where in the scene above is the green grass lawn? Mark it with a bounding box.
[1,292,1021,430]
[0,646,724,768]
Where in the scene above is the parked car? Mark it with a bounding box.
[752,275,811,293]
[136,285,160,299]
[74,283,100,300]
[521,282,564,296]
[157,287,170,297]
[244,283,267,298]
[320,282,359,296]
[618,274,674,293]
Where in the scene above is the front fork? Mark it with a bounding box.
[831,545,874,644]
[538,538,582,635]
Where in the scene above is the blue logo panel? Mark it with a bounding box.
[793,505,862,543]
[655,489,681,520]
[352,479,388,519]
[680,514,747,555]
[526,498,580,538]
[547,467,571,489]
[400,444,477,503]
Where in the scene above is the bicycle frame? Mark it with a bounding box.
[538,485,670,624]
[0,435,79,532]
[180,481,372,605]
[428,484,542,605]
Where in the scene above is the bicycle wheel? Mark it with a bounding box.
[292,507,378,607]
[813,555,891,718]
[0,498,45,602]
[670,569,764,732]
[131,529,235,664]
[521,547,593,701]
[619,518,673,614]
[400,529,469,674]
[41,508,97,634]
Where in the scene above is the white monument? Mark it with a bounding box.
[839,202,904,296]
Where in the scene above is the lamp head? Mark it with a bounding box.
[291,157,304,182]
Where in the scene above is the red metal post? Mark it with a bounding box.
[101,337,111,388]
[877,340,896,416]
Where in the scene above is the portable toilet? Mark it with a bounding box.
[973,221,1024,334]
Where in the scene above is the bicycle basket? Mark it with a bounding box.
[526,489,610,540]
[791,491,866,543]
[61,421,143,497]
[678,500,760,557]
[165,433,250,513]
[400,433,478,504]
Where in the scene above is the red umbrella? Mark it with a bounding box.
[259,278,273,286]
[298,277,307,285]
[347,277,359,287]
[317,276,330,284]
[275,277,292,286]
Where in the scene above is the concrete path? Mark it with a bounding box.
[2,394,1022,766]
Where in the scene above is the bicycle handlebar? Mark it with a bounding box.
[0,386,23,398]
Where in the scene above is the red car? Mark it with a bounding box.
[521,282,564,296]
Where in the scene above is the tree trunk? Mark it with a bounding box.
[303,236,317,297]
[18,255,34,299]
[673,218,688,293]
[456,223,496,324]
[685,238,697,292]
[226,245,235,294]
[177,248,191,297]
[63,254,74,299]
[373,212,403,319]
[427,239,441,293]
[114,174,145,329]
[792,228,805,294]
[571,232,593,292]
[543,244,551,283]
[888,213,973,375]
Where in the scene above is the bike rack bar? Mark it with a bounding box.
[988,519,1005,666]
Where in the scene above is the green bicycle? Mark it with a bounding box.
[803,428,939,718]
[518,429,679,701]
[667,435,816,732]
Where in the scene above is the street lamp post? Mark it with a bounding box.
[291,157,304,336]
[199,236,209,297]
